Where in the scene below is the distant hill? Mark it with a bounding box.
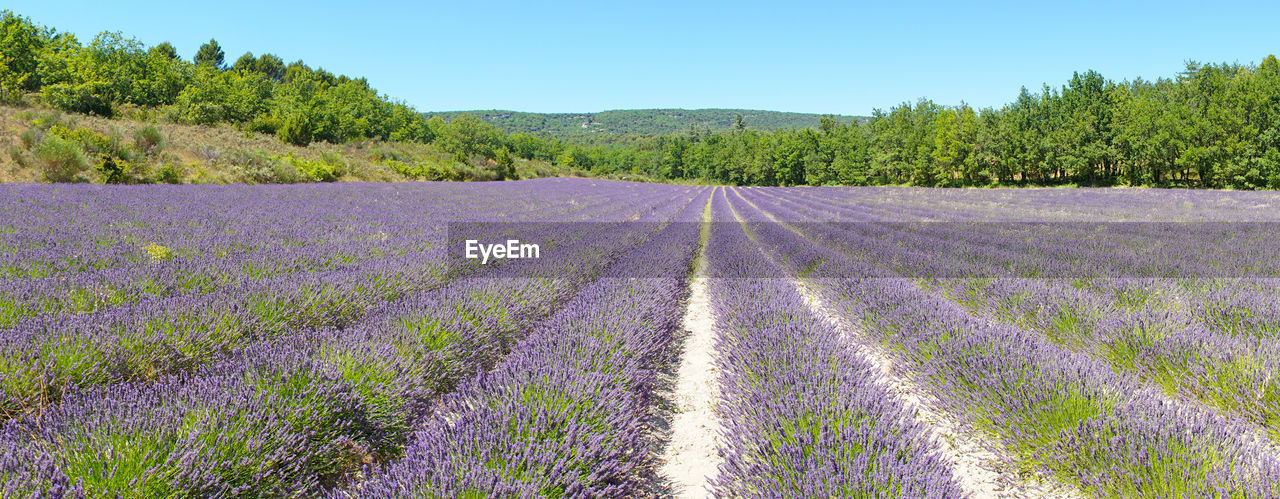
[425,109,868,137]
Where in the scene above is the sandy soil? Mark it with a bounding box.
[656,201,722,498]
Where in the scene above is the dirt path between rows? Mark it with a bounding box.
[656,193,722,498]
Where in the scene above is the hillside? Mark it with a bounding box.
[0,104,629,184]
[425,109,866,137]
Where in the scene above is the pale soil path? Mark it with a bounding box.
[657,192,722,498]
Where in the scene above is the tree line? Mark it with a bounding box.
[4,10,1280,188]
[427,109,861,138]
[562,60,1280,189]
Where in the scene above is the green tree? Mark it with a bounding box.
[0,10,45,92]
[435,114,501,159]
[254,53,285,82]
[194,38,224,68]
[233,52,255,72]
[494,146,516,180]
[930,105,978,186]
[174,66,270,125]
[277,113,314,146]
[148,41,178,60]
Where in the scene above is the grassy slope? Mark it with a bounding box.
[0,104,610,184]
[427,109,867,137]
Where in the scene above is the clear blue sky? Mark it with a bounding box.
[8,1,1279,115]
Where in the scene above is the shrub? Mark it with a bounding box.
[0,87,24,106]
[95,154,129,184]
[288,154,342,182]
[224,150,299,184]
[47,125,117,156]
[41,82,113,117]
[155,161,185,184]
[454,162,497,181]
[422,162,457,181]
[197,145,221,162]
[495,146,517,180]
[133,125,165,155]
[383,159,457,181]
[370,147,410,163]
[277,114,313,146]
[27,110,69,131]
[8,146,24,168]
[175,101,224,126]
[384,160,413,178]
[33,135,89,182]
[319,151,347,173]
[19,129,38,149]
[245,115,280,136]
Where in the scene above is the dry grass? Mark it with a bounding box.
[0,103,588,184]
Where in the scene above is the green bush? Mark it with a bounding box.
[495,146,517,180]
[38,125,142,183]
[19,129,37,149]
[133,125,165,155]
[319,151,346,171]
[8,146,24,168]
[47,125,117,156]
[286,154,343,182]
[370,147,410,163]
[383,158,458,181]
[95,154,129,183]
[27,110,69,131]
[245,115,280,136]
[33,135,89,182]
[175,101,224,126]
[424,162,458,181]
[276,114,313,146]
[224,150,299,184]
[155,161,185,184]
[384,159,413,178]
[0,87,25,106]
[41,82,113,117]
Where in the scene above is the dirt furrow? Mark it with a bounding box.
[657,194,722,498]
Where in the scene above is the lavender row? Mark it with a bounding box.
[746,186,1280,436]
[0,180,670,327]
[0,183,697,417]
[729,188,1280,495]
[935,276,1280,438]
[744,185,1280,279]
[340,189,711,496]
[750,184,1280,340]
[0,183,708,495]
[750,185,1280,437]
[784,185,1280,222]
[0,333,397,496]
[706,189,960,497]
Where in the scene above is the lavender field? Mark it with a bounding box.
[2,179,1280,497]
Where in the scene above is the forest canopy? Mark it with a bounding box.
[0,11,430,147]
[3,10,1279,188]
